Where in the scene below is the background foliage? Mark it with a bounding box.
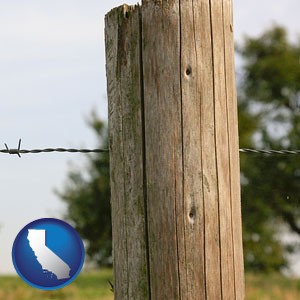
[239,26,300,272]
[57,114,111,266]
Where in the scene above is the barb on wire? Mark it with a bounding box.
[4,139,22,157]
[1,139,109,158]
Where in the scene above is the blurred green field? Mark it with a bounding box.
[245,273,300,300]
[0,269,114,300]
[1,269,300,299]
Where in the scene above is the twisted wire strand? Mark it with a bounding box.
[1,138,300,156]
[1,148,300,156]
[0,148,108,155]
[239,149,300,155]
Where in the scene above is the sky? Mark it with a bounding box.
[0,0,299,275]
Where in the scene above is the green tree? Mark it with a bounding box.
[57,114,111,266]
[238,25,300,272]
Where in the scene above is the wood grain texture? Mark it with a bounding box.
[210,0,236,298]
[105,8,128,299]
[223,0,245,298]
[180,0,220,299]
[105,0,244,299]
[105,5,149,300]
[142,1,182,299]
[182,1,223,298]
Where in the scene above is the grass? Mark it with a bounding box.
[1,269,300,299]
[246,273,300,300]
[0,269,113,300]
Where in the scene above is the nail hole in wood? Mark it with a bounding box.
[186,66,192,76]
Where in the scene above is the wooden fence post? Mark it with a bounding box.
[105,0,245,299]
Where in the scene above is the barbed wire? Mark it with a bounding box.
[0,139,108,157]
[1,139,300,157]
[239,148,300,155]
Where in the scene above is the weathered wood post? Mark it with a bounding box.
[105,0,244,299]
